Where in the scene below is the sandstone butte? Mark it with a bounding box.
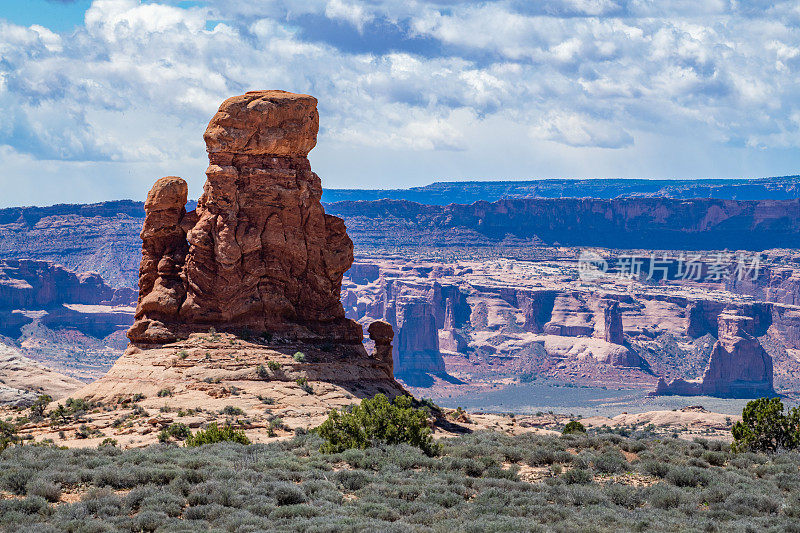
[654,310,775,398]
[69,91,410,445]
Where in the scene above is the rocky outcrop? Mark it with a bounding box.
[700,312,774,397]
[394,297,445,375]
[686,300,771,338]
[368,320,395,377]
[0,343,83,406]
[655,311,774,398]
[596,299,624,345]
[326,197,800,250]
[129,91,361,347]
[0,259,134,310]
[519,291,557,333]
[70,92,407,433]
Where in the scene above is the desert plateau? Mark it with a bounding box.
[3,1,800,531]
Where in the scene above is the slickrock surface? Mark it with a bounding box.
[131,91,361,347]
[42,332,400,447]
[582,406,739,434]
[0,343,83,405]
[11,333,734,448]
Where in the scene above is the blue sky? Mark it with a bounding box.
[2,0,800,206]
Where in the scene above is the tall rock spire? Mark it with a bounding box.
[129,91,362,347]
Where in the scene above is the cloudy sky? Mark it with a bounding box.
[2,0,800,206]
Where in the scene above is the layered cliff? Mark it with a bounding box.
[327,198,800,250]
[0,259,135,338]
[655,311,775,398]
[322,176,800,204]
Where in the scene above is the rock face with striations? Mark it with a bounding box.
[700,312,774,397]
[394,297,445,375]
[129,91,361,347]
[654,311,774,398]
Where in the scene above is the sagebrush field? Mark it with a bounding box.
[2,428,800,532]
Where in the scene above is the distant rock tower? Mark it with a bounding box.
[129,91,362,347]
[654,310,774,398]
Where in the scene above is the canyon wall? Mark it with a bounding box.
[0,259,135,338]
[327,198,800,250]
[655,312,775,398]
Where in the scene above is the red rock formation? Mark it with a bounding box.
[596,299,624,345]
[368,320,395,377]
[128,177,190,344]
[394,297,444,375]
[655,311,774,398]
[700,312,774,397]
[129,91,362,347]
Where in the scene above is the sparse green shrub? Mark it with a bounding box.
[157,388,173,398]
[29,395,52,421]
[640,460,669,478]
[732,397,800,452]
[315,394,440,456]
[646,482,683,509]
[293,351,306,362]
[606,483,642,509]
[158,423,191,443]
[563,468,593,484]
[50,397,94,424]
[273,482,307,505]
[185,423,250,447]
[1,418,800,530]
[594,450,628,474]
[666,465,710,487]
[220,405,244,416]
[0,421,19,451]
[99,438,118,448]
[26,478,61,502]
[258,395,275,405]
[267,417,286,437]
[268,360,280,371]
[563,420,586,435]
[296,377,313,394]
